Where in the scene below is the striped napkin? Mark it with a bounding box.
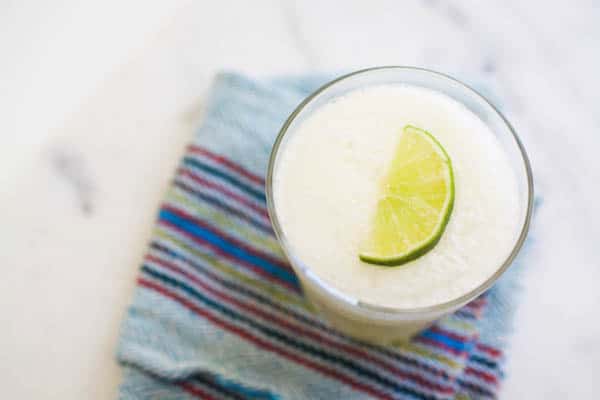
[117,73,527,399]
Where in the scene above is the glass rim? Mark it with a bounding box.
[266,66,534,315]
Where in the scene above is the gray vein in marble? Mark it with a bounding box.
[422,0,469,28]
[481,57,496,75]
[443,2,469,28]
[50,147,94,216]
[281,2,317,69]
[503,2,600,128]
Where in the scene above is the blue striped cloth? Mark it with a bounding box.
[116,72,531,399]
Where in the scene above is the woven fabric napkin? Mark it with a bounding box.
[117,72,528,399]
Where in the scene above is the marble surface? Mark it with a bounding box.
[1,1,599,398]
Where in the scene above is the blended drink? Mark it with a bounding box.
[268,71,528,343]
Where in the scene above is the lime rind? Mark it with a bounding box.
[359,125,455,266]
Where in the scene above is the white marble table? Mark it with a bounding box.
[1,1,599,398]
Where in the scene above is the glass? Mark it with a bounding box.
[266,66,534,344]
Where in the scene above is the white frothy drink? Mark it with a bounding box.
[273,85,521,310]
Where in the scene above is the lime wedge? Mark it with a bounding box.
[359,125,454,266]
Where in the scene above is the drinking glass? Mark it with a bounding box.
[266,67,534,344]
